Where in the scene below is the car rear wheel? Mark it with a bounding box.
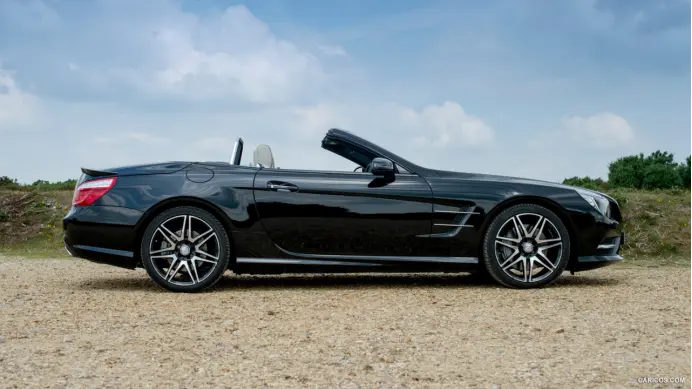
[140,206,230,293]
[482,204,570,289]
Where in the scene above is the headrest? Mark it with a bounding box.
[253,144,275,168]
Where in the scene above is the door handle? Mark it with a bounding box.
[267,182,299,192]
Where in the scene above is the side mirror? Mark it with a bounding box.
[371,158,394,176]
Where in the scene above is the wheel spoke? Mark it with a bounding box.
[157,228,176,246]
[528,216,545,238]
[536,237,561,245]
[524,256,533,282]
[192,255,217,265]
[150,247,174,255]
[191,229,214,244]
[186,216,194,241]
[165,258,183,281]
[182,261,199,284]
[194,231,217,249]
[500,252,522,270]
[538,242,562,251]
[496,235,520,244]
[190,261,201,283]
[159,225,181,243]
[179,215,188,241]
[496,240,518,250]
[151,254,176,260]
[511,216,526,239]
[533,253,556,271]
[196,248,219,260]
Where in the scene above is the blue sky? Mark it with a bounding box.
[0,0,689,183]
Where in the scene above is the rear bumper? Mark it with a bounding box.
[63,205,142,269]
[571,231,625,272]
[64,238,138,269]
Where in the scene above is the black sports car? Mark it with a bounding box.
[64,128,624,292]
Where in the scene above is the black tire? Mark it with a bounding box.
[482,204,570,289]
[140,206,231,293]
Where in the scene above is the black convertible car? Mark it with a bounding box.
[64,128,624,292]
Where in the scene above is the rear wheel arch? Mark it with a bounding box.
[133,197,236,267]
[477,195,578,264]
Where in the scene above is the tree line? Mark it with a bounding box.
[563,151,691,191]
[0,176,77,191]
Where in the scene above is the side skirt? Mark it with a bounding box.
[273,245,479,264]
[234,252,480,275]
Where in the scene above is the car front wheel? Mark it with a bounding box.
[140,206,230,293]
[482,204,570,289]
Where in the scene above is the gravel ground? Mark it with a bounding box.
[0,256,689,389]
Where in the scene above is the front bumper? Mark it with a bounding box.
[571,232,624,272]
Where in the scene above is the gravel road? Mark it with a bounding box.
[0,256,689,389]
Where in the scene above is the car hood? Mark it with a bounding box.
[433,169,616,203]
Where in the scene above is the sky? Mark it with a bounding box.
[0,0,689,183]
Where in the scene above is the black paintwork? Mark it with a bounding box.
[64,128,623,274]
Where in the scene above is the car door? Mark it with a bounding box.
[252,169,433,257]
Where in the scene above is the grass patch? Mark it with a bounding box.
[0,190,72,257]
[604,188,691,259]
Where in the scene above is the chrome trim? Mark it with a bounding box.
[73,245,134,258]
[64,243,75,257]
[421,206,478,238]
[434,223,473,227]
[578,254,623,263]
[273,245,479,264]
[433,210,480,214]
[237,258,381,267]
[597,244,616,250]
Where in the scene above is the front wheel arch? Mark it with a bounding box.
[133,197,236,268]
[477,195,578,266]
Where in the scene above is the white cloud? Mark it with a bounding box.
[0,0,60,31]
[318,44,348,57]
[1,2,328,105]
[94,131,169,146]
[289,104,349,137]
[104,5,324,104]
[561,112,634,148]
[284,101,494,149]
[192,137,236,153]
[399,101,495,148]
[0,67,38,128]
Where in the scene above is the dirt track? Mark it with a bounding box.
[0,256,689,389]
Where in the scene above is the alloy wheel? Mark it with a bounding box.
[494,212,563,283]
[148,214,220,286]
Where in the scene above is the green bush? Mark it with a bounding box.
[608,154,646,188]
[642,164,682,189]
[32,179,77,191]
[0,176,20,189]
[0,177,76,191]
[605,151,690,190]
[562,176,609,191]
[676,156,691,189]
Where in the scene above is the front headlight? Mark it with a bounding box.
[576,189,610,216]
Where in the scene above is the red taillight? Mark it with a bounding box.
[72,177,117,206]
